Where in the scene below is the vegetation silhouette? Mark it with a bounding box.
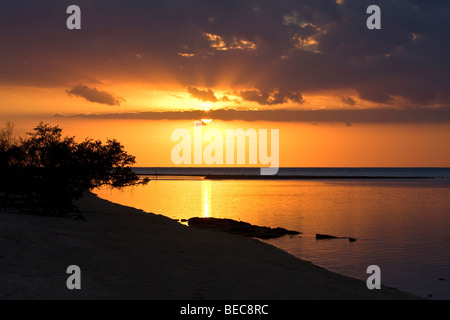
[0,122,148,218]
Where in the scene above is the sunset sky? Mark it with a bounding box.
[1,0,450,167]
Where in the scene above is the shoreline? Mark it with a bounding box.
[133,167,450,180]
[136,174,448,181]
[200,175,435,180]
[0,193,423,300]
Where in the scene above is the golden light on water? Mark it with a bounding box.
[202,180,212,217]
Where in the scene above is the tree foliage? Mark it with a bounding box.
[0,122,148,217]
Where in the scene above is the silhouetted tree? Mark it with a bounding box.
[0,121,15,150]
[0,122,148,217]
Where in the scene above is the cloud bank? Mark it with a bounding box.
[58,107,450,124]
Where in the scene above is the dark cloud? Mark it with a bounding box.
[66,84,123,106]
[187,87,218,102]
[340,96,357,107]
[187,86,305,106]
[239,89,304,105]
[59,107,450,124]
[1,0,449,107]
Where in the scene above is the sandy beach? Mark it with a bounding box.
[0,193,421,300]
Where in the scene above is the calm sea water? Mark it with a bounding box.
[95,177,450,299]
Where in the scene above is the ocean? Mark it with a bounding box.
[95,167,450,299]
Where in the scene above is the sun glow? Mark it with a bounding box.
[200,102,213,111]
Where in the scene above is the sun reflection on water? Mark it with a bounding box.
[202,180,212,217]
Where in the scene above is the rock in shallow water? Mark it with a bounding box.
[187,217,301,239]
[316,233,357,242]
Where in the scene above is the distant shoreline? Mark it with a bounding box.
[139,174,440,180]
[133,167,450,180]
[202,175,439,180]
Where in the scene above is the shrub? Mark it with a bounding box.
[0,122,148,217]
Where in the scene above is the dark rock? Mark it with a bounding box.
[316,234,339,240]
[316,234,357,242]
[188,217,301,239]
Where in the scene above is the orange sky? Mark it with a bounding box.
[3,116,450,167]
[1,1,450,167]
